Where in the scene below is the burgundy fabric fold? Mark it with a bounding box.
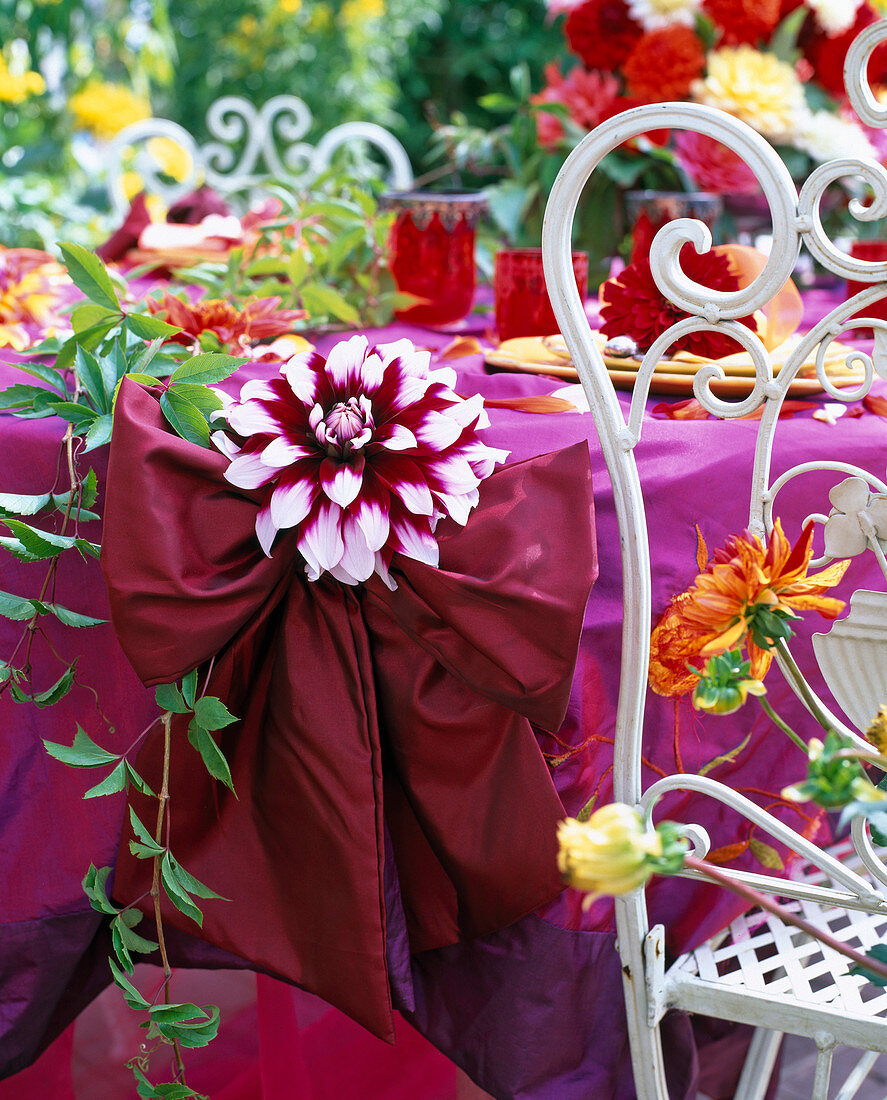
[101,378,597,1040]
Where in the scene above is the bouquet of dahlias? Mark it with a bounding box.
[538,0,887,215]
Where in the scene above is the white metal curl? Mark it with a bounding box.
[846,22,887,128]
[799,159,887,279]
[106,118,202,217]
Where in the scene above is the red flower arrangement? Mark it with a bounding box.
[623,25,707,102]
[564,0,642,70]
[701,0,782,46]
[599,244,759,359]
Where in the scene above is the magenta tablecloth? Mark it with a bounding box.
[1,301,885,1098]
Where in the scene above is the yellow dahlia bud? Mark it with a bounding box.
[557,804,663,899]
[866,705,887,756]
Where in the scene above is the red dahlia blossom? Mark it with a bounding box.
[800,3,887,98]
[702,0,781,46]
[600,245,758,359]
[530,62,623,147]
[623,26,707,102]
[565,0,643,70]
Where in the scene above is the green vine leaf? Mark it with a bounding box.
[0,492,52,517]
[154,682,190,714]
[82,413,115,453]
[45,725,119,768]
[132,1064,206,1098]
[160,854,205,927]
[125,762,155,797]
[6,359,69,396]
[0,590,40,621]
[59,242,121,313]
[187,722,235,793]
[191,695,236,731]
[19,663,77,708]
[159,389,211,447]
[124,313,181,340]
[166,853,227,901]
[74,345,111,413]
[82,864,119,915]
[43,603,107,628]
[181,669,198,709]
[149,1003,221,1049]
[111,911,159,971]
[169,353,244,386]
[0,519,100,562]
[128,807,166,859]
[83,759,128,799]
[109,957,151,1010]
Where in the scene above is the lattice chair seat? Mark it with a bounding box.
[539,16,887,1100]
[105,95,414,217]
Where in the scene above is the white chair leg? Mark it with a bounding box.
[734,1028,783,1100]
[812,1032,836,1100]
[833,1050,881,1100]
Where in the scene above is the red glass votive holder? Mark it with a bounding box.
[845,239,887,327]
[494,247,588,343]
[380,191,487,327]
[625,190,723,264]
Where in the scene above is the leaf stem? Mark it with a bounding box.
[684,854,887,983]
[150,711,186,1084]
[758,695,809,752]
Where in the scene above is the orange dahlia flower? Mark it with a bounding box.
[148,293,306,350]
[623,25,706,103]
[649,520,849,696]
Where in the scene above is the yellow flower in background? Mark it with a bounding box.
[692,45,805,142]
[0,249,67,351]
[146,136,194,182]
[278,0,302,12]
[341,0,384,25]
[557,805,663,900]
[0,55,45,105]
[69,81,151,141]
[866,705,887,756]
[308,2,333,30]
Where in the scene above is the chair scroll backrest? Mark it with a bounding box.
[542,22,887,906]
[106,94,414,217]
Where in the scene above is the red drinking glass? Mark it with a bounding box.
[380,191,487,327]
[494,247,588,343]
[845,239,887,327]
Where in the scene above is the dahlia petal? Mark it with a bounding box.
[280,356,320,404]
[228,399,285,437]
[325,334,369,392]
[436,488,478,527]
[261,435,314,467]
[270,469,319,530]
[357,351,384,394]
[353,488,390,553]
[301,498,345,571]
[210,430,241,459]
[337,512,376,582]
[319,455,365,508]
[391,517,440,568]
[444,392,486,428]
[256,503,278,557]
[424,453,481,496]
[225,451,278,489]
[373,551,397,591]
[238,379,279,403]
[394,476,434,517]
[375,423,418,451]
[329,561,361,586]
[378,339,429,375]
[413,409,463,450]
[427,365,458,390]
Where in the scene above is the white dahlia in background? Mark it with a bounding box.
[791,108,876,162]
[805,0,863,37]
[213,335,509,587]
[626,0,700,31]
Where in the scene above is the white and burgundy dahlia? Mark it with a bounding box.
[213,335,509,586]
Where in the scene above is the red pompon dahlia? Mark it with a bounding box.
[702,0,781,46]
[565,0,643,70]
[800,3,887,98]
[530,62,623,147]
[214,335,509,586]
[599,245,758,359]
[623,26,707,102]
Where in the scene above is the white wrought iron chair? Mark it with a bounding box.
[105,94,414,217]
[542,20,887,1100]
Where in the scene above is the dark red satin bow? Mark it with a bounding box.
[101,378,597,1040]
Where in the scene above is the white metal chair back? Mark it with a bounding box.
[106,95,414,217]
[542,19,887,1100]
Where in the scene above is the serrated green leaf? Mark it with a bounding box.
[45,401,99,427]
[160,853,204,926]
[327,225,368,273]
[56,319,119,370]
[170,383,224,418]
[187,722,235,792]
[191,695,237,731]
[0,590,38,621]
[160,389,210,447]
[749,837,785,871]
[850,943,887,987]
[127,335,172,376]
[106,337,129,392]
[169,353,245,386]
[82,414,114,453]
[245,255,288,277]
[72,303,122,334]
[109,956,151,1010]
[111,915,135,972]
[44,603,107,627]
[124,373,164,386]
[124,312,181,339]
[125,761,155,797]
[0,384,53,410]
[30,663,77,707]
[115,911,159,955]
[0,519,80,562]
[286,249,310,286]
[74,345,108,412]
[84,759,127,798]
[45,725,119,768]
[83,864,119,915]
[132,1065,203,1099]
[129,807,165,855]
[149,1002,208,1025]
[59,242,121,311]
[300,283,360,324]
[181,668,198,708]
[155,681,190,713]
[166,853,227,901]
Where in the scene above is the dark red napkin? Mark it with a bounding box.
[101,378,597,1040]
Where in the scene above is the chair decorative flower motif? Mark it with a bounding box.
[542,17,887,1099]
